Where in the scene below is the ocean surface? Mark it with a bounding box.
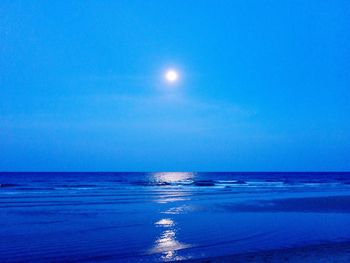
[1,172,350,262]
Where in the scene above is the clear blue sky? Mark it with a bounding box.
[1,1,349,171]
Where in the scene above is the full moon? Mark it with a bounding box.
[165,70,179,83]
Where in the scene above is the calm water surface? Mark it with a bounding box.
[1,172,350,262]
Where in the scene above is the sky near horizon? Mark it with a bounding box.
[1,1,349,171]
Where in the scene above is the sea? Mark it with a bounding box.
[1,172,350,262]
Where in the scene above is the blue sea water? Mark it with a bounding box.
[1,172,350,262]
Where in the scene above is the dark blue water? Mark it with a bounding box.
[1,172,350,262]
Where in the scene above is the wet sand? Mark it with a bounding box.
[184,241,350,262]
[221,195,350,213]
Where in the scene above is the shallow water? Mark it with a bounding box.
[1,172,350,262]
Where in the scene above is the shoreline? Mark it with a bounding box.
[182,241,350,262]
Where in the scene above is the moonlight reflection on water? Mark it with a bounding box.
[152,172,195,184]
[150,172,194,261]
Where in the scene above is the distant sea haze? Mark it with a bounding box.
[1,172,350,262]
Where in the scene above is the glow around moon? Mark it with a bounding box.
[165,70,179,83]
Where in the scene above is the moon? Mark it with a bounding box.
[165,69,179,83]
